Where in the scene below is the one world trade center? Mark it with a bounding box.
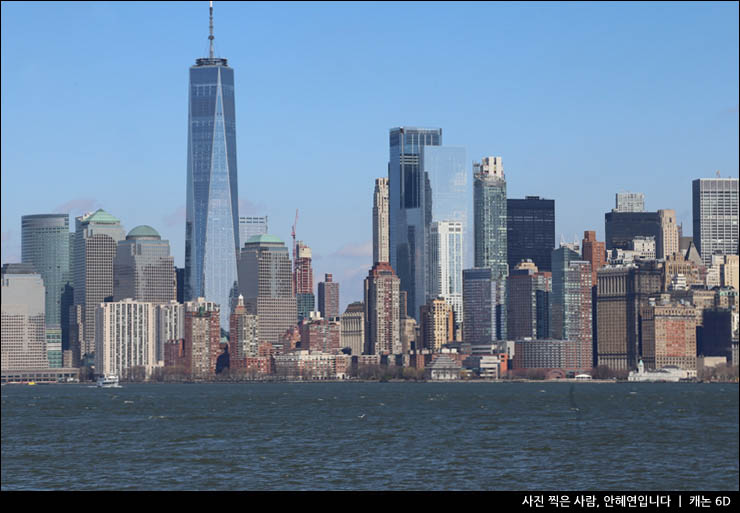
[185,2,239,329]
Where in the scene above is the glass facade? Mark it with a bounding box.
[473,158,508,278]
[388,128,441,321]
[185,57,239,330]
[21,214,71,357]
[507,196,555,273]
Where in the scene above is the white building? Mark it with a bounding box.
[1,264,48,371]
[430,220,464,324]
[95,299,158,378]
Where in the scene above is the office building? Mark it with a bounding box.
[373,178,390,264]
[604,211,662,251]
[21,214,71,365]
[657,209,679,259]
[238,235,297,347]
[294,241,314,321]
[239,216,268,249]
[364,262,401,355]
[72,209,126,362]
[507,260,552,340]
[184,3,240,331]
[1,264,48,371]
[429,220,463,325]
[318,273,339,320]
[339,302,365,355]
[615,192,645,213]
[182,298,221,376]
[473,157,507,277]
[641,301,697,372]
[419,297,454,352]
[113,225,176,303]
[692,177,739,267]
[388,127,442,321]
[507,196,555,272]
[463,267,506,345]
[230,294,259,361]
[581,231,606,285]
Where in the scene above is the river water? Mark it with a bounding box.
[2,382,737,490]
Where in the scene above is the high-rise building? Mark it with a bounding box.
[641,301,697,372]
[372,178,390,264]
[238,235,297,347]
[596,261,663,371]
[388,127,442,321]
[604,211,662,251]
[239,216,268,249]
[21,214,71,366]
[473,157,507,278]
[506,260,552,341]
[318,273,339,320]
[156,301,183,364]
[113,226,175,303]
[692,177,739,267]
[339,302,365,355]
[657,209,679,260]
[507,196,555,273]
[581,231,606,285]
[230,294,259,361]
[1,264,48,371]
[72,209,126,361]
[419,297,454,352]
[463,267,506,345]
[364,262,401,355]
[95,299,158,379]
[429,221,463,325]
[615,192,645,213]
[184,3,240,331]
[550,245,581,340]
[182,298,221,376]
[294,241,314,321]
[300,317,341,353]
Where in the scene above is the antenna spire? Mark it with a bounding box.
[209,1,215,59]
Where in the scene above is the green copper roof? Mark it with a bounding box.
[84,209,120,224]
[127,225,161,239]
[246,234,283,245]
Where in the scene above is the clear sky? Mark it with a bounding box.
[2,1,738,311]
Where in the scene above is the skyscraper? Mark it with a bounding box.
[463,267,504,345]
[1,264,48,372]
[185,3,240,330]
[317,273,339,320]
[239,216,268,249]
[237,235,297,347]
[72,209,126,362]
[113,226,176,303]
[429,220,463,325]
[294,241,314,321]
[507,196,555,273]
[21,214,71,366]
[473,157,507,277]
[692,177,739,267]
[388,127,442,321]
[373,178,390,264]
[364,262,401,355]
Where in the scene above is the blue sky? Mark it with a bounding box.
[2,1,738,310]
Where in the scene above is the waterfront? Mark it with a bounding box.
[1,382,738,490]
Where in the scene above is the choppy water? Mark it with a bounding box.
[1,382,738,490]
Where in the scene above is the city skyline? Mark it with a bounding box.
[2,2,738,312]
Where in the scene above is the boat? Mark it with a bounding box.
[96,375,121,388]
[27,381,37,386]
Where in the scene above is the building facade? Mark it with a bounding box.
[72,209,126,362]
[364,262,401,355]
[507,196,555,273]
[473,157,507,278]
[692,177,739,267]
[239,216,268,249]
[615,192,645,213]
[429,220,463,325]
[373,177,390,264]
[113,225,176,304]
[238,235,297,348]
[318,273,339,320]
[95,299,158,379]
[21,214,71,365]
[1,264,48,371]
[184,5,240,331]
[340,302,365,355]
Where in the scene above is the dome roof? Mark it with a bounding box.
[245,234,283,245]
[127,225,161,239]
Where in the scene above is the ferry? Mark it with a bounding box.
[96,375,121,388]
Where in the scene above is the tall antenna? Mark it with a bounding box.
[209,1,215,59]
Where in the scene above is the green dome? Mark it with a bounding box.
[246,234,283,245]
[127,225,161,239]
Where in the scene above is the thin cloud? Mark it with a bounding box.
[332,240,372,258]
[164,205,186,227]
[54,198,101,217]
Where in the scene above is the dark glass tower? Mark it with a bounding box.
[507,196,555,272]
[185,3,239,329]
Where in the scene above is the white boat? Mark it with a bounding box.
[97,375,121,388]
